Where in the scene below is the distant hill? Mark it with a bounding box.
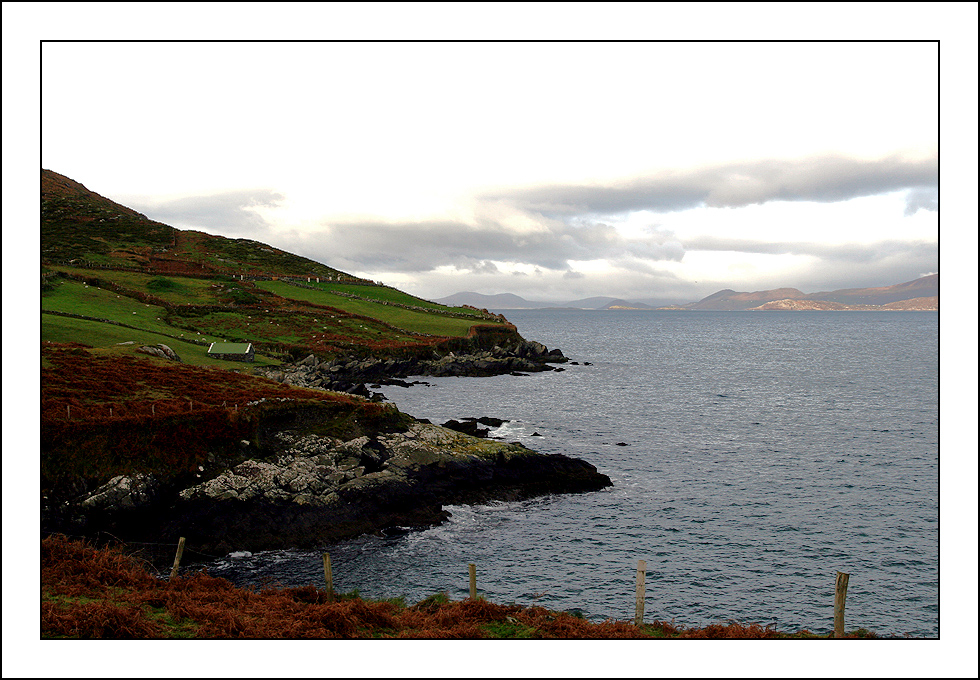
[684,275,938,310]
[438,274,938,312]
[433,292,560,309]
[804,275,939,306]
[603,299,656,310]
[434,293,677,310]
[752,296,938,311]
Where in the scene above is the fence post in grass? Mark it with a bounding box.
[169,537,186,580]
[469,563,477,599]
[635,560,647,626]
[67,405,71,419]
[322,553,334,601]
[834,571,850,638]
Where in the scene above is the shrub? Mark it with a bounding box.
[147,276,181,293]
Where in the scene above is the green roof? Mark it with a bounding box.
[207,342,253,354]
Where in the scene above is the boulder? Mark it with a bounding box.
[137,344,182,362]
[80,473,160,510]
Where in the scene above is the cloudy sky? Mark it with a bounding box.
[34,37,947,304]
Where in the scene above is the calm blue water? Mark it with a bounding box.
[202,311,939,637]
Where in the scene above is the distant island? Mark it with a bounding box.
[435,274,938,312]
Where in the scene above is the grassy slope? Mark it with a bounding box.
[255,280,482,337]
[41,168,509,362]
[41,267,504,361]
[40,316,261,367]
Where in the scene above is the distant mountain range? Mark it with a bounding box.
[434,274,939,311]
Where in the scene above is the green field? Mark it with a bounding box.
[41,280,283,366]
[256,281,486,337]
[46,267,268,306]
[41,314,280,367]
[304,281,484,315]
[42,280,176,335]
[40,267,504,365]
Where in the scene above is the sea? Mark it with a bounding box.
[200,310,939,638]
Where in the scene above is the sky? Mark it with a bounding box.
[5,4,979,678]
[33,38,948,305]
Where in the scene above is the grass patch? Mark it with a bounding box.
[309,281,485,315]
[256,280,487,337]
[481,618,539,639]
[41,314,280,367]
[50,267,221,304]
[42,279,175,334]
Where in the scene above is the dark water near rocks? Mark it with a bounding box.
[202,310,939,638]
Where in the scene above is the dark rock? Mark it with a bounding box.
[472,417,508,428]
[161,423,612,553]
[347,383,371,398]
[442,419,490,438]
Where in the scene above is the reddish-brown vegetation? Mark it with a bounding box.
[41,342,378,414]
[41,342,404,492]
[42,536,866,639]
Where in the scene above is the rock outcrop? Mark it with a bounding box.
[69,422,612,555]
[137,343,182,362]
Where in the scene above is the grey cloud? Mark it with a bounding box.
[301,217,686,274]
[128,189,285,235]
[487,153,938,215]
[470,260,500,274]
[683,235,938,266]
[904,187,938,216]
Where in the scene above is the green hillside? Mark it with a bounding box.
[41,169,515,366]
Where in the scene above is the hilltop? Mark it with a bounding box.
[435,276,938,311]
[680,275,939,311]
[42,169,349,280]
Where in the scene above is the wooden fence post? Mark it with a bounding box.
[469,563,477,599]
[322,553,334,602]
[169,537,186,580]
[635,560,647,625]
[834,571,850,638]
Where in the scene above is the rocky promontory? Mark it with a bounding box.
[41,339,608,556]
[54,416,611,555]
[170,423,609,554]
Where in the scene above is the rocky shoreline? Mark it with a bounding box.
[55,419,611,555]
[255,339,570,398]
